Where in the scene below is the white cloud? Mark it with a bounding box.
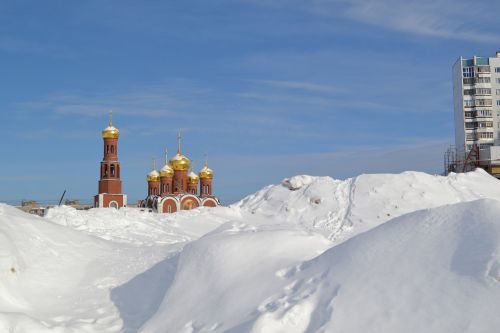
[241,0,500,43]
[252,79,347,94]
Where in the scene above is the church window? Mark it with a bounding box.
[111,164,115,177]
[111,145,114,154]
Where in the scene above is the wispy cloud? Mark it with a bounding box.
[241,0,500,43]
[14,82,208,119]
[341,0,500,43]
[251,79,347,94]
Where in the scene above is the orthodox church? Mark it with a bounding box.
[93,113,219,213]
[141,134,219,213]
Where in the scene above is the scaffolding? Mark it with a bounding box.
[443,144,500,177]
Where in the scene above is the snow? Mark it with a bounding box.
[1,170,500,332]
[236,169,500,243]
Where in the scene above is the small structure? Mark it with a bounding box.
[444,144,500,178]
[94,112,128,208]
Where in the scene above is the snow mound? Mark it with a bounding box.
[140,223,332,332]
[247,199,500,332]
[141,199,500,332]
[0,203,123,331]
[281,175,315,190]
[45,205,236,246]
[3,170,500,332]
[235,169,500,242]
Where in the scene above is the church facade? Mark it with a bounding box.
[141,134,219,213]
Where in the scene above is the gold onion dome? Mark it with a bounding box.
[102,111,120,139]
[188,171,199,184]
[147,160,160,182]
[160,163,174,177]
[160,150,174,177]
[199,156,214,179]
[170,132,190,171]
[170,153,190,171]
[147,169,160,182]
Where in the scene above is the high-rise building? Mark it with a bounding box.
[450,52,500,175]
[452,52,500,153]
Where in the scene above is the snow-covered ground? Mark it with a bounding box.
[1,170,500,332]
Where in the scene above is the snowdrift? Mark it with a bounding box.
[246,199,500,333]
[141,199,500,332]
[1,170,500,332]
[235,169,500,242]
[45,205,236,245]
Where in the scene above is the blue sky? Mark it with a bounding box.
[0,0,499,205]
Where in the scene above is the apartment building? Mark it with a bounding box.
[452,52,500,153]
[451,52,500,174]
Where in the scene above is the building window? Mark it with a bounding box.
[477,77,491,83]
[496,67,500,73]
[475,88,491,95]
[463,67,475,78]
[497,78,500,83]
[479,132,494,139]
[497,100,500,106]
[476,99,493,106]
[110,164,115,177]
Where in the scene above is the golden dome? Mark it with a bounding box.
[147,159,160,182]
[160,163,174,177]
[188,171,199,184]
[199,155,214,179]
[147,170,160,182]
[169,130,191,171]
[170,153,190,171]
[102,111,120,139]
[199,165,214,179]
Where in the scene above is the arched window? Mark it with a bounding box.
[107,145,110,154]
[110,164,115,177]
[111,145,114,154]
[104,164,108,177]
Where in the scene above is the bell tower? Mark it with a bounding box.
[94,112,127,208]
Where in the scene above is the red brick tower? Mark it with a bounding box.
[199,155,214,198]
[170,132,190,194]
[94,112,127,208]
[187,170,199,195]
[147,159,161,196]
[160,150,174,195]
